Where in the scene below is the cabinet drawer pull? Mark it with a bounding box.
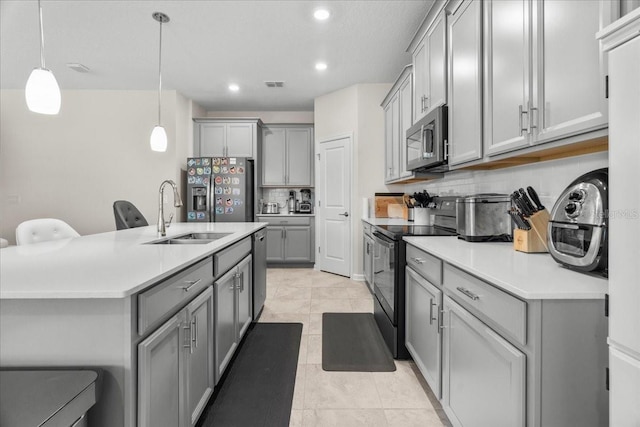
[180,279,201,292]
[411,257,425,264]
[456,286,480,301]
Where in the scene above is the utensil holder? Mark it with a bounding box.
[513,210,550,253]
[414,208,433,225]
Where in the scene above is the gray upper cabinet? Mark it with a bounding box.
[382,66,415,184]
[483,0,531,156]
[484,0,616,157]
[442,295,526,427]
[532,0,611,145]
[194,118,262,158]
[384,92,400,182]
[448,0,483,166]
[262,125,313,187]
[413,7,447,122]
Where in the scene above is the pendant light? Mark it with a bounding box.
[25,0,61,115]
[150,12,170,152]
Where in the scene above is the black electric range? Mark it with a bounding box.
[371,197,458,359]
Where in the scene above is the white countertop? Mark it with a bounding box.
[0,222,266,300]
[403,237,608,300]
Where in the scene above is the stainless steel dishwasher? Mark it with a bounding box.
[252,229,267,319]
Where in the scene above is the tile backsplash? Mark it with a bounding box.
[401,151,608,209]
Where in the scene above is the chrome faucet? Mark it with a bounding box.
[158,179,183,236]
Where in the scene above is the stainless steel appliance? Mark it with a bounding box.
[288,190,296,214]
[252,229,267,319]
[186,157,254,222]
[262,202,280,214]
[406,105,448,172]
[371,196,457,359]
[548,168,608,275]
[299,189,312,213]
[456,194,512,242]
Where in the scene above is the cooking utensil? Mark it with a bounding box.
[526,186,545,211]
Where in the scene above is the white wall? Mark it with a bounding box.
[401,151,609,210]
[314,83,391,278]
[0,90,194,244]
[206,110,314,124]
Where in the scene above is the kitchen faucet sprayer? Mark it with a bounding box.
[158,179,183,236]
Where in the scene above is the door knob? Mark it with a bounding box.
[338,212,349,217]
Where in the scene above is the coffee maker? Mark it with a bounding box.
[299,189,312,213]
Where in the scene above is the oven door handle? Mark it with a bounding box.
[372,232,395,249]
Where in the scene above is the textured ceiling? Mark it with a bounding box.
[0,0,433,111]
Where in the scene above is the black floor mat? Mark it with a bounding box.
[197,323,302,427]
[322,312,396,372]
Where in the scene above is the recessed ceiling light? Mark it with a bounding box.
[228,84,240,92]
[315,62,328,71]
[314,9,330,21]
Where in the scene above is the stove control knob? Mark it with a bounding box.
[568,191,584,201]
[564,202,579,217]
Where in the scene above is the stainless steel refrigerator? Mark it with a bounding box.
[186,157,254,222]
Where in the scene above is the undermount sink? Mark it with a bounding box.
[146,232,232,245]
[173,232,233,240]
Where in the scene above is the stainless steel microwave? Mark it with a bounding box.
[406,105,448,172]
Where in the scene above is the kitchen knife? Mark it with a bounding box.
[526,186,545,211]
[511,192,531,217]
[508,210,524,229]
[518,188,537,216]
[518,212,532,230]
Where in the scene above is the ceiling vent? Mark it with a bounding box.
[264,81,285,88]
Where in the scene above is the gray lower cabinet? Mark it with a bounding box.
[214,254,252,383]
[405,243,608,427]
[442,295,525,427]
[138,286,214,427]
[264,217,314,264]
[405,266,442,398]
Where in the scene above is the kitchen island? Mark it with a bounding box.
[0,222,267,427]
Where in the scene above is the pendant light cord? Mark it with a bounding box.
[157,18,163,126]
[38,0,45,69]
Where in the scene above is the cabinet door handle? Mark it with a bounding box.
[180,279,201,292]
[456,286,480,301]
[429,298,435,325]
[240,271,244,292]
[519,105,529,136]
[192,318,198,349]
[528,101,538,132]
[183,323,193,353]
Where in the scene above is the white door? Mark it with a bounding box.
[317,136,351,277]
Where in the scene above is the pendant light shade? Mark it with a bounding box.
[150,12,170,152]
[25,67,61,115]
[150,125,168,152]
[27,0,60,115]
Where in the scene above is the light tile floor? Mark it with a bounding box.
[259,268,451,427]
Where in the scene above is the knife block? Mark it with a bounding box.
[513,209,550,253]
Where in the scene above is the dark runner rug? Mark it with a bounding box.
[197,322,302,427]
[322,312,396,372]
